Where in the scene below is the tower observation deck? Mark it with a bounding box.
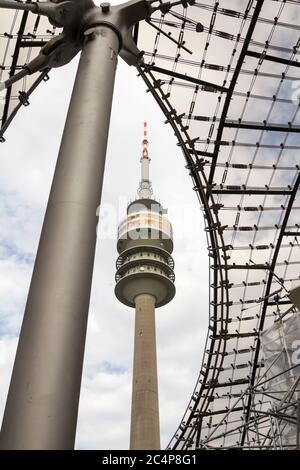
[115,122,175,450]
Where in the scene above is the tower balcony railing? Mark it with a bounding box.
[115,258,175,284]
[116,245,175,270]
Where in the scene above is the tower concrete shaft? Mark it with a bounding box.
[130,294,160,450]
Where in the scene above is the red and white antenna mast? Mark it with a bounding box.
[142,120,149,159]
[138,121,153,198]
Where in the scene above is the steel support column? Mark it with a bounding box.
[0,25,119,450]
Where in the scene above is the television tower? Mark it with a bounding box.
[115,122,175,450]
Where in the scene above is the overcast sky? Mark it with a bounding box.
[0,4,208,449]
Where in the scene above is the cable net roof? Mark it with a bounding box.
[137,0,300,449]
[1,0,300,449]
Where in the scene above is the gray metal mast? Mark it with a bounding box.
[0,0,157,450]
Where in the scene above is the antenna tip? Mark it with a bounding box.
[142,121,149,159]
